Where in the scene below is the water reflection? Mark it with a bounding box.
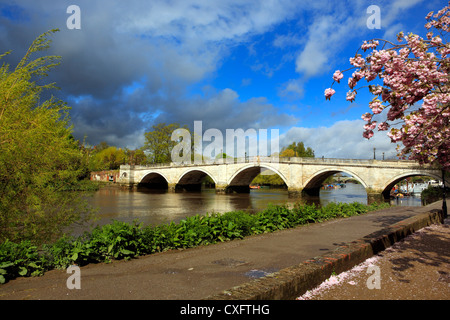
[87,183,422,229]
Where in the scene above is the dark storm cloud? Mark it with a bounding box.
[0,0,303,148]
[153,87,298,132]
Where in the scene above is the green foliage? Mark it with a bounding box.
[0,30,94,244]
[421,185,449,205]
[251,172,286,186]
[46,220,146,268]
[143,123,190,164]
[84,141,147,171]
[90,146,127,171]
[0,201,390,283]
[125,148,147,166]
[253,140,315,186]
[280,141,315,158]
[87,220,145,262]
[0,240,48,284]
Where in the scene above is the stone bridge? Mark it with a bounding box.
[117,157,442,203]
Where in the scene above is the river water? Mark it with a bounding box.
[86,183,422,228]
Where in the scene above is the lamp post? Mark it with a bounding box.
[443,169,448,218]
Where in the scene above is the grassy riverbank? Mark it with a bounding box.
[421,185,449,205]
[0,201,390,284]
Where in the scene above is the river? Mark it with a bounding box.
[86,183,422,229]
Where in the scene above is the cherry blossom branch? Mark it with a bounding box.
[325,1,450,170]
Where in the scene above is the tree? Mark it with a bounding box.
[280,141,315,158]
[251,171,286,186]
[325,3,449,170]
[143,123,189,164]
[93,146,126,170]
[125,148,147,166]
[0,30,93,244]
[95,141,110,153]
[215,152,233,160]
[280,148,296,158]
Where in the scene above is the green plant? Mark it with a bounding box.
[0,30,95,245]
[86,220,145,262]
[0,240,48,283]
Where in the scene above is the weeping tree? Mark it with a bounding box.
[0,29,94,244]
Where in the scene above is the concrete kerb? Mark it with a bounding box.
[205,208,445,300]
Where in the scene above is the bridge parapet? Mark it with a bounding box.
[120,157,425,170]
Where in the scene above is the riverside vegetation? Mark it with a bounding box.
[0,201,390,284]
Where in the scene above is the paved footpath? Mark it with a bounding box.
[298,216,449,300]
[0,201,447,300]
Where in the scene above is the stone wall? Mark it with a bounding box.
[90,170,120,183]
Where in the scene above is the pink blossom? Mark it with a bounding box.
[348,77,357,89]
[431,36,442,45]
[364,121,377,131]
[369,100,384,114]
[378,122,389,131]
[363,130,374,139]
[346,91,356,102]
[324,88,335,100]
[352,70,364,81]
[361,112,372,121]
[370,85,383,95]
[333,70,344,83]
[326,1,450,169]
[349,55,365,68]
[361,40,379,51]
[387,129,402,142]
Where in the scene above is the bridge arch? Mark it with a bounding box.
[176,168,217,192]
[227,164,288,192]
[138,171,169,190]
[380,171,442,199]
[302,168,368,197]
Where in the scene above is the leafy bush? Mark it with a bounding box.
[45,220,146,268]
[87,220,145,262]
[421,185,449,205]
[0,240,48,283]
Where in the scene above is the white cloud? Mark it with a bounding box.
[279,79,305,99]
[280,120,398,160]
[282,0,426,97]
[294,11,363,78]
[281,6,365,97]
[117,0,301,44]
[380,0,424,40]
[295,40,329,77]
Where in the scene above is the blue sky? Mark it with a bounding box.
[0,0,445,159]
